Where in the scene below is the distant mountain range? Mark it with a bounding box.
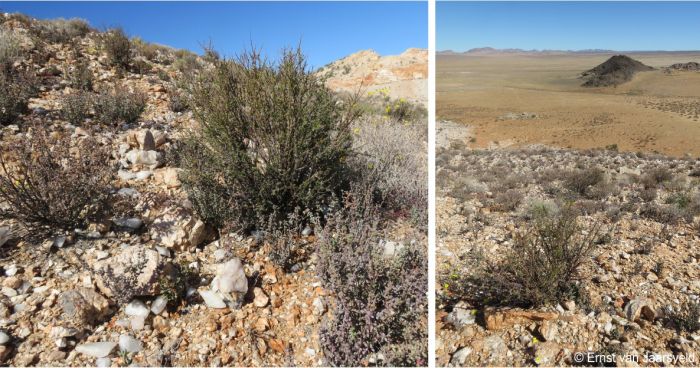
[438,47,700,56]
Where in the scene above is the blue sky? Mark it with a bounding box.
[2,1,427,68]
[438,2,700,52]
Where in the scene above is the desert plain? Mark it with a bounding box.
[437,52,700,156]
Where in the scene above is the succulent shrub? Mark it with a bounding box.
[0,125,113,234]
[179,47,358,231]
[61,91,93,125]
[316,187,428,367]
[93,85,146,126]
[103,27,131,70]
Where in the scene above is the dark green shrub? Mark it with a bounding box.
[61,91,93,125]
[179,47,358,231]
[103,27,131,70]
[93,85,146,125]
[317,187,427,366]
[0,66,39,125]
[0,125,113,234]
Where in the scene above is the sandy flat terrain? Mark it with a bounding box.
[437,53,700,157]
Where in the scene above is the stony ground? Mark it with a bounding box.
[0,14,426,367]
[436,133,700,366]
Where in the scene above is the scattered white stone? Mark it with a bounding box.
[55,337,68,348]
[151,295,168,315]
[125,300,150,317]
[75,341,117,358]
[112,217,143,230]
[312,297,325,316]
[213,249,228,262]
[52,235,66,248]
[96,357,111,367]
[95,251,109,261]
[199,289,226,309]
[0,331,10,345]
[253,288,269,308]
[130,316,146,331]
[451,347,473,366]
[301,226,313,236]
[116,187,140,197]
[211,258,248,295]
[305,348,316,357]
[4,265,18,277]
[119,334,143,353]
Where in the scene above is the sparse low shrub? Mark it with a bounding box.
[462,210,600,307]
[640,167,673,189]
[665,191,692,209]
[493,189,523,212]
[386,98,426,123]
[0,125,113,234]
[640,203,683,225]
[523,199,559,220]
[351,117,427,229]
[61,91,93,125]
[564,167,605,196]
[158,261,199,306]
[67,59,93,91]
[667,301,700,332]
[33,18,91,43]
[102,27,131,70]
[93,85,146,125]
[0,66,39,125]
[168,88,188,112]
[639,188,657,202]
[179,47,358,231]
[132,37,169,62]
[130,58,151,74]
[448,177,488,200]
[0,28,23,68]
[173,50,200,76]
[317,187,427,366]
[262,209,311,271]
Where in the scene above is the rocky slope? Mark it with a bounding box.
[319,48,428,106]
[436,137,700,366]
[0,13,426,367]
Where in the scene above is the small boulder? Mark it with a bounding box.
[150,207,211,251]
[94,246,174,303]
